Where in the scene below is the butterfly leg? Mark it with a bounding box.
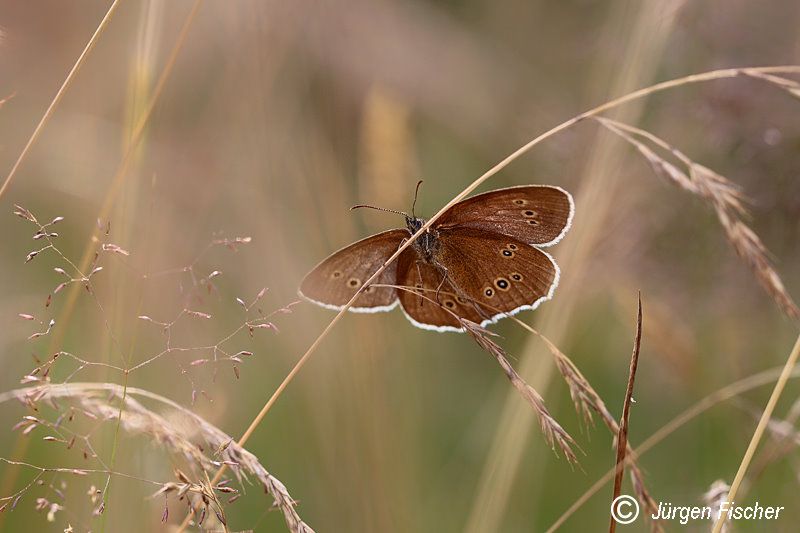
[434,266,449,304]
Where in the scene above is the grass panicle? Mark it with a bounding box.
[0,383,314,533]
[460,319,579,464]
[596,117,799,320]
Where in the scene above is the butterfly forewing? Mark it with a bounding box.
[434,228,559,323]
[435,185,573,246]
[396,249,485,331]
[298,229,406,311]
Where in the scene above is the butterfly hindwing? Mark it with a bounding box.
[435,185,573,246]
[435,228,559,322]
[396,248,485,331]
[298,229,406,311]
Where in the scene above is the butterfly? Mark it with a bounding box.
[299,184,574,332]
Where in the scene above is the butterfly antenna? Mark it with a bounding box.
[412,180,423,218]
[350,204,409,217]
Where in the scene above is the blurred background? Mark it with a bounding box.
[1,0,799,531]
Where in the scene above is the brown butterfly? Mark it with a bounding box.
[299,184,574,332]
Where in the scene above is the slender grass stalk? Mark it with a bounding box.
[711,333,800,532]
[0,0,123,199]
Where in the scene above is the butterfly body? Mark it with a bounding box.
[405,215,441,264]
[299,185,574,332]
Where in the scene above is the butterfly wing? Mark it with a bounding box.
[435,185,574,246]
[436,228,560,325]
[395,248,485,331]
[395,228,559,330]
[299,229,407,312]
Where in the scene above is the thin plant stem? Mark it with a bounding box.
[711,332,800,532]
[0,0,123,199]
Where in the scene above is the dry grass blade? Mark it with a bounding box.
[609,294,643,533]
[460,319,578,464]
[596,117,799,320]
[0,383,314,533]
[50,0,204,358]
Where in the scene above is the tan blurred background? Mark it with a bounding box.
[1,0,799,531]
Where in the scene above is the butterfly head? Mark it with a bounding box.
[350,180,438,257]
[405,215,425,234]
